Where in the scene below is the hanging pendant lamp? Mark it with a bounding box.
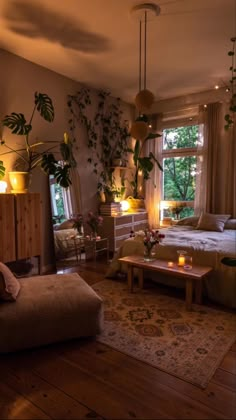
[130,3,160,140]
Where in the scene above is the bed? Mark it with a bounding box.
[106,217,236,308]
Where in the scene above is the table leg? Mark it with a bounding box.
[138,268,144,289]
[127,265,134,293]
[37,255,41,275]
[195,279,202,304]
[73,239,79,263]
[107,239,109,263]
[185,279,193,310]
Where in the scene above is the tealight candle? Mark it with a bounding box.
[177,250,187,267]
[168,261,174,267]
[178,256,185,266]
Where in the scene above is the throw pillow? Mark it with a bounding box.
[196,213,231,232]
[0,262,21,301]
[54,219,74,230]
[224,219,236,229]
[176,216,199,227]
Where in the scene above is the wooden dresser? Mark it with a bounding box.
[0,193,42,271]
[100,211,148,253]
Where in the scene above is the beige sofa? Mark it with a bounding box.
[0,272,103,353]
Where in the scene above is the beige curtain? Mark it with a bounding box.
[145,115,162,228]
[197,102,235,217]
[223,104,236,217]
[194,108,207,215]
[69,167,83,214]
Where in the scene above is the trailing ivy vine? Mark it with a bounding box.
[225,37,236,130]
[67,87,131,199]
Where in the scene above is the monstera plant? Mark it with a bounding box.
[0,92,76,188]
[130,115,163,198]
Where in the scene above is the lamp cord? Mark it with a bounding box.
[139,20,142,93]
[144,10,147,90]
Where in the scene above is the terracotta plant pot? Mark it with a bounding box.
[9,172,31,193]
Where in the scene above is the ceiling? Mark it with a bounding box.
[0,0,235,104]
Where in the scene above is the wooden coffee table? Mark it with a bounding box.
[118,255,213,310]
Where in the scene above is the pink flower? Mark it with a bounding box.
[143,229,165,250]
[86,211,103,233]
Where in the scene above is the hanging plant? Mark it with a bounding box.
[67,88,131,198]
[224,37,236,130]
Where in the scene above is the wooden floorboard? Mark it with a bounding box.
[0,258,235,420]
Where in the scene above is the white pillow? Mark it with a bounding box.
[196,213,231,232]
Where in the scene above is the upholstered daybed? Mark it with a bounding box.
[0,271,103,353]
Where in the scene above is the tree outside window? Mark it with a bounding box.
[161,125,199,219]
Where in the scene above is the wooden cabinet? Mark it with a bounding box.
[100,211,148,253]
[0,193,41,266]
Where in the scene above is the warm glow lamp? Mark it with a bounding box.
[120,200,130,212]
[0,180,7,193]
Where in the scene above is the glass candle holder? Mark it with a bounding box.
[184,255,193,270]
[177,250,187,267]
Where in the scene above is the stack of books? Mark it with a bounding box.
[100,202,121,216]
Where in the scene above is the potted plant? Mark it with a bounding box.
[0,91,76,191]
[67,88,131,201]
[129,115,163,201]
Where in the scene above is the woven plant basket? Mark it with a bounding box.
[127,196,145,211]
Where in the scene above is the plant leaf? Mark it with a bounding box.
[221,257,236,266]
[149,151,163,171]
[133,140,140,166]
[35,92,54,122]
[41,153,57,175]
[0,160,5,180]
[145,132,162,140]
[54,165,72,188]
[2,113,32,135]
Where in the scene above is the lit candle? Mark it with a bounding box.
[168,261,174,267]
[178,256,185,267]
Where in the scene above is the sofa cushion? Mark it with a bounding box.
[54,219,74,230]
[0,262,21,301]
[0,272,103,353]
[196,213,231,232]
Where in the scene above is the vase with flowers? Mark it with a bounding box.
[71,213,83,235]
[86,212,103,238]
[143,229,165,261]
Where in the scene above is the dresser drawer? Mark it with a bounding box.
[134,212,148,222]
[133,221,148,232]
[116,225,132,237]
[115,215,133,226]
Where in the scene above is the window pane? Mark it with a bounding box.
[163,156,196,201]
[163,125,199,150]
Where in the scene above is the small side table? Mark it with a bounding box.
[84,237,109,262]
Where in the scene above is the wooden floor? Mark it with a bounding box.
[0,258,235,420]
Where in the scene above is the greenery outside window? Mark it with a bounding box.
[161,122,200,220]
[49,175,72,224]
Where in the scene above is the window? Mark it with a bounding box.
[49,176,73,224]
[161,123,200,220]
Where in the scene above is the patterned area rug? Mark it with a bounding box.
[93,280,236,389]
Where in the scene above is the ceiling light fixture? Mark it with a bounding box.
[130,2,160,140]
